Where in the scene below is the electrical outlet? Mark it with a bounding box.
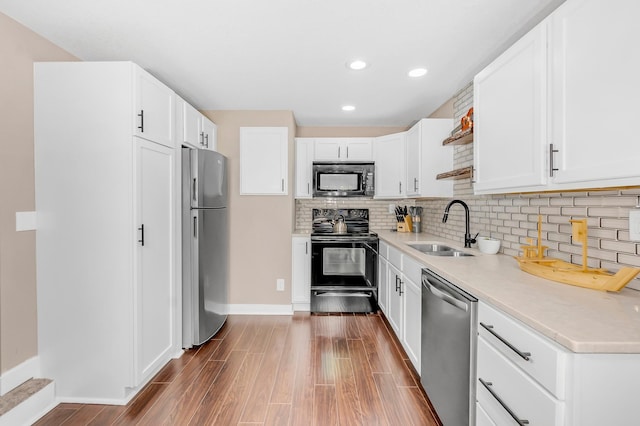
[388,204,396,214]
[276,279,285,291]
[630,209,640,241]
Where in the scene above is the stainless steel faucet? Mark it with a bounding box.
[443,199,478,248]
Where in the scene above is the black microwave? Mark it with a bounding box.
[312,161,375,197]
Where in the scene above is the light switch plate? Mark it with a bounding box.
[16,211,37,231]
[629,209,640,241]
[276,279,285,291]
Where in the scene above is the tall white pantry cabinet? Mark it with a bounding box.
[34,62,179,403]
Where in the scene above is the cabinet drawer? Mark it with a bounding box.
[388,246,402,269]
[476,402,497,426]
[402,255,424,285]
[379,241,389,260]
[478,302,567,398]
[477,336,565,426]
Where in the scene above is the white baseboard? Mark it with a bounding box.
[0,356,40,397]
[0,381,55,426]
[292,303,310,312]
[227,304,293,315]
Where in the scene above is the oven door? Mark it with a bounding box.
[310,238,378,313]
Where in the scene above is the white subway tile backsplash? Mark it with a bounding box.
[600,240,637,254]
[601,218,629,229]
[549,197,575,206]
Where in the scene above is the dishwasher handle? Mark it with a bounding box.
[423,276,469,312]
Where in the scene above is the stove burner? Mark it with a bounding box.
[311,208,370,235]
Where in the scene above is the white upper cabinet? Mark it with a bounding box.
[374,132,406,198]
[474,0,640,194]
[181,100,217,151]
[549,0,640,186]
[201,115,218,151]
[133,66,175,148]
[314,138,372,161]
[295,138,315,198]
[405,119,454,197]
[240,127,288,195]
[473,22,548,194]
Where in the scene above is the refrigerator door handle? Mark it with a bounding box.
[192,178,197,203]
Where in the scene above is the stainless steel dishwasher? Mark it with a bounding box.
[421,268,477,426]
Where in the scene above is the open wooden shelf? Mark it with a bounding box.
[436,166,473,180]
[442,128,473,146]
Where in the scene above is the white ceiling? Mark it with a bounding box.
[1,0,564,126]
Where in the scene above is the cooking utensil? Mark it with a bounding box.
[333,215,347,233]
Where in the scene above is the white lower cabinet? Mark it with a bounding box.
[401,255,423,373]
[378,241,389,315]
[291,236,311,311]
[135,138,175,384]
[387,262,403,337]
[379,243,423,373]
[477,336,565,426]
[477,301,640,425]
[476,402,497,426]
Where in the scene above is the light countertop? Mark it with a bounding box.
[375,230,640,354]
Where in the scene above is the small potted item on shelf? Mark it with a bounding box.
[460,107,474,132]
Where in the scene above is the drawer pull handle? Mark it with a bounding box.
[479,378,529,425]
[480,322,531,361]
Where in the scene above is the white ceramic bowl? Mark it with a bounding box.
[477,237,501,254]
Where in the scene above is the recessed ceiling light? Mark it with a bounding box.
[408,67,428,78]
[347,60,368,70]
[342,105,356,112]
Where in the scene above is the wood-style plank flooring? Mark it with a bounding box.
[34,313,440,425]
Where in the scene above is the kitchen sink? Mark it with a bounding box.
[407,243,474,257]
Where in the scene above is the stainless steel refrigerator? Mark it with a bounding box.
[182,147,229,348]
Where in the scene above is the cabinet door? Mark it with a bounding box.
[134,66,175,148]
[378,257,389,315]
[387,263,403,337]
[295,138,314,198]
[134,138,174,384]
[344,139,372,160]
[240,127,288,195]
[473,23,548,194]
[374,132,406,198]
[402,276,421,373]
[550,0,640,186]
[183,101,202,147]
[405,124,421,196]
[201,116,217,151]
[314,139,342,160]
[313,138,372,160]
[291,237,311,308]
